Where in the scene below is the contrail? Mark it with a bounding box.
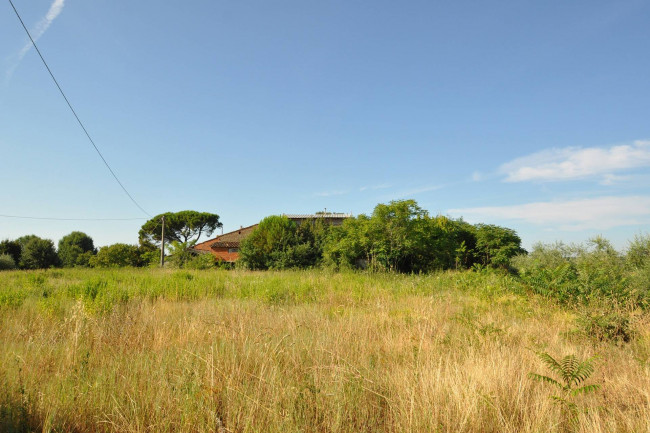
[6,0,65,79]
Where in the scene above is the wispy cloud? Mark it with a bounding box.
[449,195,650,231]
[359,183,391,192]
[599,173,632,186]
[500,140,650,183]
[314,190,349,197]
[6,0,65,79]
[471,171,484,182]
[391,184,444,199]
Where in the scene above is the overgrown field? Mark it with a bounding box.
[1,268,649,432]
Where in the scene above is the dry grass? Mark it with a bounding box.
[1,268,649,432]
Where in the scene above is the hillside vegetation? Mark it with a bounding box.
[1,268,649,432]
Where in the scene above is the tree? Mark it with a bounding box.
[89,243,144,268]
[0,254,16,270]
[627,234,650,269]
[324,200,472,273]
[58,231,96,267]
[0,239,21,266]
[366,200,430,272]
[16,235,40,248]
[166,240,197,268]
[139,211,222,247]
[474,224,525,268]
[323,215,372,270]
[19,237,60,269]
[239,216,298,270]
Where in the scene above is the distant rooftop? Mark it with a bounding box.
[283,213,352,219]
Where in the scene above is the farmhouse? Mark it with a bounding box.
[192,212,351,263]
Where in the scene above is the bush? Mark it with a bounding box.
[577,310,634,343]
[627,234,650,296]
[514,238,648,308]
[184,253,216,270]
[19,237,60,269]
[90,244,144,268]
[166,241,196,268]
[239,216,328,270]
[626,233,650,269]
[0,240,21,265]
[0,254,16,270]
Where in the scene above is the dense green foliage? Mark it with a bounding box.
[239,200,523,272]
[512,235,650,309]
[0,254,16,270]
[89,243,146,268]
[324,200,485,272]
[19,236,60,269]
[474,224,526,268]
[58,231,96,267]
[244,200,514,273]
[239,216,329,270]
[0,239,21,266]
[139,210,222,246]
[183,252,217,269]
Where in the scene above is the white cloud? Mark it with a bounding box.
[500,140,650,183]
[7,0,65,78]
[449,195,650,231]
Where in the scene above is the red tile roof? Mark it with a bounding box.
[192,224,258,251]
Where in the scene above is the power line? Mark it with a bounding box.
[0,214,147,221]
[7,0,152,218]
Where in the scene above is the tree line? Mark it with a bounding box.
[0,211,222,270]
[0,201,525,272]
[239,200,525,272]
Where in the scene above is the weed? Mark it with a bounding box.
[577,310,634,343]
[529,351,600,430]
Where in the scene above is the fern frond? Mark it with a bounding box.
[528,373,563,390]
[571,384,600,396]
[560,355,579,385]
[537,352,563,377]
[571,360,595,386]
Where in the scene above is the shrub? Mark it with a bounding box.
[184,253,216,270]
[19,237,60,269]
[90,244,144,267]
[514,238,646,308]
[577,310,634,343]
[626,234,650,298]
[166,241,196,268]
[0,254,16,271]
[239,215,327,270]
[626,233,650,269]
[0,239,21,265]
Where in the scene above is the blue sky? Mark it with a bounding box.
[1,0,649,250]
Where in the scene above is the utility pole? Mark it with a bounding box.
[160,215,165,267]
